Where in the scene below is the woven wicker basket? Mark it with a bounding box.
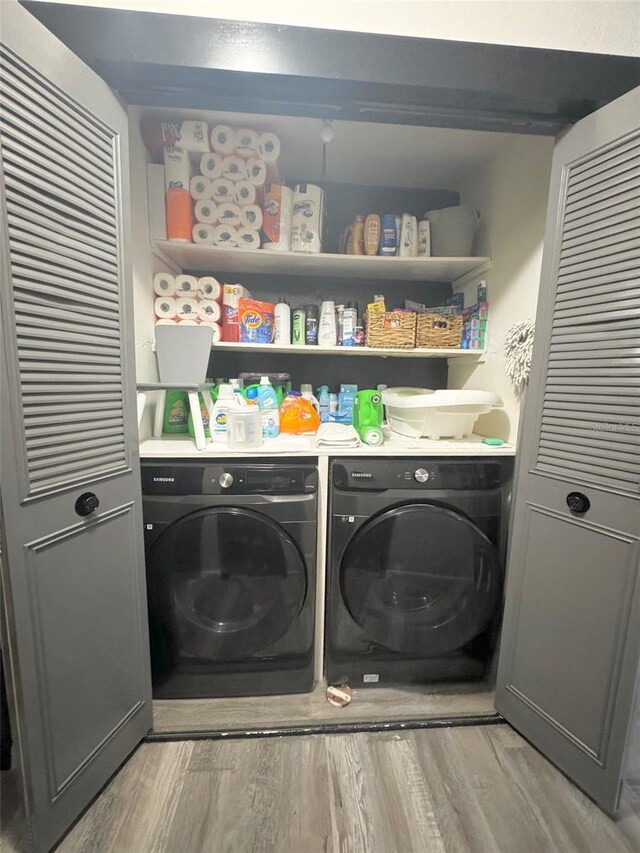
[416,313,463,348]
[365,311,416,349]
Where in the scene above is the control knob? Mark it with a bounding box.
[219,473,234,489]
[414,468,430,483]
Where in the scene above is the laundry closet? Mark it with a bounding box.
[1,4,639,851]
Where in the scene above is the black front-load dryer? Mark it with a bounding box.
[325,457,513,687]
[142,460,317,698]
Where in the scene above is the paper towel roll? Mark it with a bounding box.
[176,298,199,321]
[155,296,177,319]
[246,158,267,186]
[163,147,191,190]
[196,300,222,323]
[210,178,235,202]
[217,202,242,227]
[194,199,218,224]
[200,152,223,179]
[200,321,223,342]
[189,175,212,200]
[175,275,198,295]
[236,228,261,250]
[240,204,263,231]
[153,272,175,296]
[213,224,238,247]
[210,124,236,155]
[155,318,177,325]
[222,156,247,183]
[234,128,260,159]
[234,180,256,206]
[258,132,281,162]
[198,276,222,301]
[177,319,199,326]
[192,223,216,244]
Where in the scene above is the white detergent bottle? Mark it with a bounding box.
[211,383,236,442]
[257,376,280,438]
[301,383,320,412]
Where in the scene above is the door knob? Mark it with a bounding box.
[566,492,590,515]
[75,492,99,517]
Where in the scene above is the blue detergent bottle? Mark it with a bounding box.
[318,385,330,423]
[257,376,280,438]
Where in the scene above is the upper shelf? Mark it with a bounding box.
[154,241,491,282]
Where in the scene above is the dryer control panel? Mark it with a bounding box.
[142,461,318,495]
[332,459,506,491]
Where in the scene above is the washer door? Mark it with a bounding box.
[147,507,307,661]
[340,503,500,655]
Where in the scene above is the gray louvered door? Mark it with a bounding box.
[496,85,640,815]
[0,4,151,851]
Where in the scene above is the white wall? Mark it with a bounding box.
[28,0,640,56]
[448,135,554,443]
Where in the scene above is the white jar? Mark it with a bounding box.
[226,408,263,449]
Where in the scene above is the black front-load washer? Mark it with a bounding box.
[141,460,317,698]
[326,457,513,687]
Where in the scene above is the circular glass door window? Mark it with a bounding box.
[340,503,500,655]
[147,507,307,661]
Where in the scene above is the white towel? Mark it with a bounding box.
[314,423,361,448]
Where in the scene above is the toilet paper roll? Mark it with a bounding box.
[258,132,281,162]
[246,158,267,186]
[210,124,236,155]
[189,175,212,200]
[154,318,177,325]
[198,276,222,301]
[177,319,199,326]
[200,151,223,179]
[176,298,199,321]
[192,222,216,244]
[153,272,175,296]
[213,224,238,248]
[217,202,242,227]
[155,295,177,319]
[234,180,256,206]
[175,275,199,295]
[210,178,235,202]
[240,204,263,231]
[236,227,261,250]
[234,128,260,159]
[200,321,223,342]
[222,155,247,183]
[194,199,218,224]
[196,299,222,323]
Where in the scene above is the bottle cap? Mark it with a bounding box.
[301,383,313,395]
[260,376,271,385]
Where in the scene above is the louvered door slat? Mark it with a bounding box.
[535,130,640,496]
[1,44,128,496]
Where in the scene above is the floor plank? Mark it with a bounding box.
[57,726,637,853]
[152,680,496,733]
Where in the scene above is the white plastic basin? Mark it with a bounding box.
[382,387,503,440]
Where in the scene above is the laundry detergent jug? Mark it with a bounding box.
[352,390,384,446]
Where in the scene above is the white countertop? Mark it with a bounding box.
[139,431,516,458]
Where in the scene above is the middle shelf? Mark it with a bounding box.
[211,342,484,359]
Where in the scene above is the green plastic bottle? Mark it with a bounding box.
[162,390,189,434]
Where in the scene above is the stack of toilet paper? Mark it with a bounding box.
[187,126,283,249]
[153,273,224,341]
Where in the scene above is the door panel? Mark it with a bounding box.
[496,85,640,815]
[0,4,151,851]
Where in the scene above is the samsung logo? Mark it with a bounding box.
[351,472,373,479]
[153,477,175,482]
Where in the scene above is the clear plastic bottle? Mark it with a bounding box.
[257,376,280,438]
[318,385,330,423]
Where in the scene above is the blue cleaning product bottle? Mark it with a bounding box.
[257,376,280,438]
[318,385,330,423]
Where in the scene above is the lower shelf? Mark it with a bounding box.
[212,342,484,359]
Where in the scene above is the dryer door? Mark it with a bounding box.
[340,503,500,655]
[146,507,307,662]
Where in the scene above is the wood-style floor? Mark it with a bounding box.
[57,726,637,853]
[153,680,495,733]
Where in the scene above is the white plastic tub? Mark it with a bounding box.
[382,387,503,440]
